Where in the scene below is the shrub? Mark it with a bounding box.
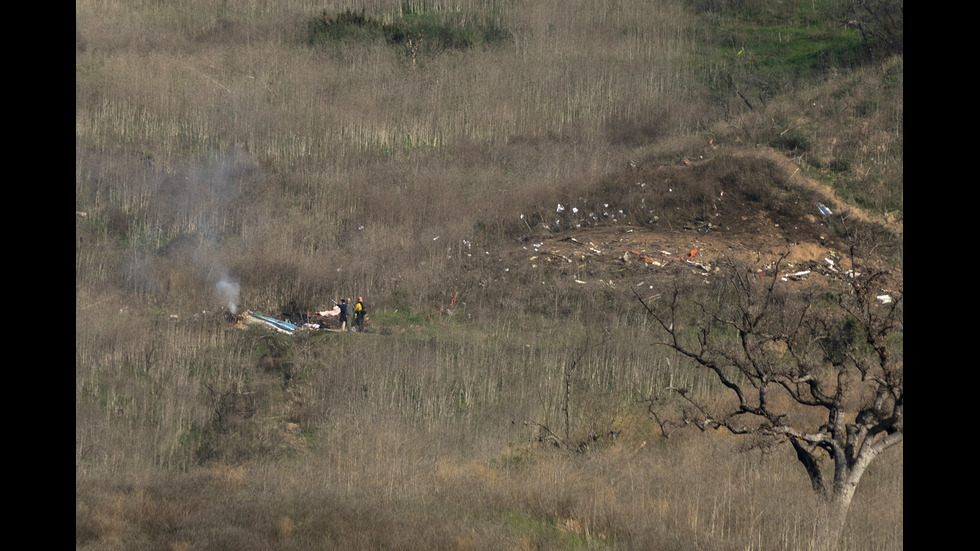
[307,5,510,57]
[772,128,811,152]
[830,157,851,173]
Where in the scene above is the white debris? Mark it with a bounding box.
[557,204,565,213]
[876,294,893,304]
[781,270,811,281]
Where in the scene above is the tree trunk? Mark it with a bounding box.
[813,496,850,551]
[812,451,874,551]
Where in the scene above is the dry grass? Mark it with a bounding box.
[77,416,901,550]
[78,0,901,548]
[76,304,902,549]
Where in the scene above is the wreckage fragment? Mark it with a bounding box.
[244,311,298,334]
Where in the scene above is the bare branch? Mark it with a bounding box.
[634,249,903,546]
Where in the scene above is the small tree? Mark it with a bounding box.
[636,253,902,551]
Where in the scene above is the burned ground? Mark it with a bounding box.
[493,148,902,299]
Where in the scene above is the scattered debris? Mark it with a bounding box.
[244,311,298,334]
[816,203,832,216]
[630,250,662,266]
[629,248,699,266]
[780,270,811,281]
[317,306,341,317]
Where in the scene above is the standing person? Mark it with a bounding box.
[337,298,349,332]
[354,296,366,333]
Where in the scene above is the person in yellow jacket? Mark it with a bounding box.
[354,296,366,333]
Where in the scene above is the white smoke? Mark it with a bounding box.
[137,147,256,312]
[214,270,241,314]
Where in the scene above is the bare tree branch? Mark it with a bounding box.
[636,250,902,550]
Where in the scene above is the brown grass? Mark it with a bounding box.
[78,0,901,548]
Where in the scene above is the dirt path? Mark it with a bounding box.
[731,146,903,236]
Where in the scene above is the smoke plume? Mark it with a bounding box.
[214,270,241,314]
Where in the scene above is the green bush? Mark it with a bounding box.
[830,157,851,173]
[307,5,510,56]
[772,128,811,152]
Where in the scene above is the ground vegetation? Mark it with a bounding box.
[77,1,902,549]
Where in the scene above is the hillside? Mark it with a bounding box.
[77,1,902,549]
[484,145,902,312]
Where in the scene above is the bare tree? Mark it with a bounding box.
[846,0,904,57]
[636,253,902,551]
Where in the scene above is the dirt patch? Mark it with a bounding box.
[504,148,901,292]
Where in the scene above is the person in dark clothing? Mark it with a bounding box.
[337,298,349,332]
[354,296,366,332]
